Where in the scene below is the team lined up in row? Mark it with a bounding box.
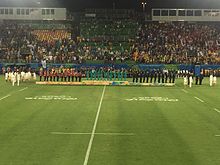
[4,68,36,86]
[131,70,177,84]
[39,67,128,82]
[39,67,83,82]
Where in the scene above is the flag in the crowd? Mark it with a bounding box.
[41,60,47,69]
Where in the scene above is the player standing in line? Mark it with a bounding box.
[188,72,193,88]
[21,70,25,82]
[183,74,188,86]
[16,69,21,86]
[5,69,9,82]
[39,67,43,81]
[210,72,213,87]
[11,71,16,86]
[32,70,37,81]
[213,71,217,86]
[189,73,193,88]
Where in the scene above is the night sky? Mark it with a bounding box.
[1,0,220,11]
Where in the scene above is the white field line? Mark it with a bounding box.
[83,85,106,165]
[0,94,11,101]
[215,135,220,137]
[194,96,205,103]
[18,87,28,92]
[51,132,134,136]
[214,108,220,113]
[181,89,188,93]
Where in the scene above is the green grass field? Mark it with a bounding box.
[0,76,220,165]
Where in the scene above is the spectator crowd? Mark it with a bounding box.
[0,21,220,65]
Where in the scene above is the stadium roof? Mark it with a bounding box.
[0,0,64,8]
[1,0,220,11]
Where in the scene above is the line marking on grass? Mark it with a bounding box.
[215,135,220,137]
[194,96,205,103]
[0,94,11,101]
[83,85,106,165]
[181,89,188,93]
[51,132,134,136]
[214,108,220,113]
[18,87,28,92]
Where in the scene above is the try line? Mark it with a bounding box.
[83,85,106,165]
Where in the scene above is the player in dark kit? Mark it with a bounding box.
[64,69,67,82]
[43,70,47,81]
[199,72,204,85]
[78,70,82,82]
[168,71,172,83]
[154,70,157,84]
[49,69,53,81]
[71,68,75,82]
[162,71,165,83]
[158,70,161,83]
[165,72,168,83]
[139,71,143,83]
[60,69,64,82]
[150,70,153,83]
[172,70,176,83]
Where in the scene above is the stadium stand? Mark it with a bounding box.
[0,9,220,65]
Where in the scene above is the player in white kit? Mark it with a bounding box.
[183,75,187,86]
[210,73,213,87]
[11,72,16,86]
[16,70,21,86]
[189,75,193,88]
[213,71,217,86]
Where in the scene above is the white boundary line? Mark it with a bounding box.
[181,89,188,93]
[194,96,205,103]
[0,94,11,101]
[51,132,134,136]
[83,85,106,165]
[18,87,28,92]
[215,135,220,137]
[0,87,28,101]
[214,108,220,113]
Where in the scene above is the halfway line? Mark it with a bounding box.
[51,132,134,136]
[194,96,204,103]
[0,95,11,101]
[83,86,106,165]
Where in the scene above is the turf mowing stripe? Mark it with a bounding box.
[214,108,220,113]
[18,87,28,92]
[194,96,205,103]
[181,89,189,93]
[83,86,106,165]
[51,132,134,136]
[0,94,11,101]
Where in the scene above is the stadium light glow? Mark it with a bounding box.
[141,1,147,12]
